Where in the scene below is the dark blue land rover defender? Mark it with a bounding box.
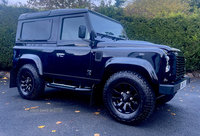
[10,9,190,125]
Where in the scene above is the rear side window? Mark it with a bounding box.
[21,19,52,40]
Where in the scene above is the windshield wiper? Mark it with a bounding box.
[105,32,114,36]
[99,32,114,39]
[119,35,126,39]
[97,32,124,41]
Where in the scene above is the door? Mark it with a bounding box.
[54,14,92,81]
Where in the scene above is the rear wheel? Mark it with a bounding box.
[17,64,45,100]
[103,71,155,125]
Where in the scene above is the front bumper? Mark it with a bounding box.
[159,76,190,95]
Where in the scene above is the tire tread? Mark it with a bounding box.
[17,64,45,100]
[103,71,155,125]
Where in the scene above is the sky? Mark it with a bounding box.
[8,0,114,5]
[9,0,27,5]
[8,0,116,5]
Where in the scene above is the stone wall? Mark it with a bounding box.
[0,71,10,79]
[186,72,200,78]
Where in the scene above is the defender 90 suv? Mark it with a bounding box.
[10,9,190,125]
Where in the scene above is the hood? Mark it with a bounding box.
[97,40,176,52]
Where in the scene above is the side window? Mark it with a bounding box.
[21,19,52,40]
[61,16,89,40]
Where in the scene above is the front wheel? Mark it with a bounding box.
[103,71,156,125]
[17,64,45,100]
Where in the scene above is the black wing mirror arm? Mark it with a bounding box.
[89,30,97,47]
[90,30,97,41]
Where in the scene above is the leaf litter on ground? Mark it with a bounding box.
[38,125,45,129]
[93,112,100,115]
[56,121,62,124]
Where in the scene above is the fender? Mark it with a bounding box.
[104,57,159,84]
[20,54,43,75]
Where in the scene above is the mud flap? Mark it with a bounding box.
[90,86,96,107]
[9,69,17,88]
[90,85,103,107]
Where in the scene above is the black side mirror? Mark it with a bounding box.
[78,25,86,39]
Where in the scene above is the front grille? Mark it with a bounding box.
[164,51,185,82]
[176,54,185,80]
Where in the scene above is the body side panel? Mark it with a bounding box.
[91,46,165,84]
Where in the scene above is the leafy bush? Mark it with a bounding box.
[97,8,200,71]
[0,4,37,70]
[125,0,189,18]
[121,14,200,71]
[0,46,12,69]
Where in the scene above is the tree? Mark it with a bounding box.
[125,0,189,18]
[1,0,8,5]
[27,0,93,10]
[189,0,200,8]
[0,4,37,69]
[115,0,126,7]
[94,5,124,19]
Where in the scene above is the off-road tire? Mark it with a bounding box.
[156,94,175,104]
[17,64,45,100]
[103,71,155,125]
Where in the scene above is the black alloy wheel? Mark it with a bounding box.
[19,70,34,95]
[112,83,140,114]
[17,64,45,100]
[103,71,156,125]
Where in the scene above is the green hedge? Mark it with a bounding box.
[96,7,200,71]
[0,46,12,69]
[0,5,37,70]
[120,14,200,71]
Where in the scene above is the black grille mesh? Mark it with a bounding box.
[176,55,185,80]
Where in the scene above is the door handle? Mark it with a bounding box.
[56,53,65,57]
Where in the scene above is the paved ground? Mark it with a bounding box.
[0,78,200,136]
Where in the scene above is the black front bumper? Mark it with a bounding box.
[159,76,190,95]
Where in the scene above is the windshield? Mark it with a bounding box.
[89,12,127,39]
